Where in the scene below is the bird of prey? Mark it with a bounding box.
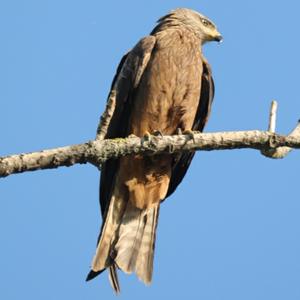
[86,8,222,293]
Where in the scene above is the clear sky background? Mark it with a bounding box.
[1,1,300,299]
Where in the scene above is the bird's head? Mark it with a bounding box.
[156,8,222,44]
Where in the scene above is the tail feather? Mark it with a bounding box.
[115,202,160,284]
[86,265,120,294]
[108,264,120,294]
[91,194,126,271]
[114,203,145,273]
[136,205,159,284]
[89,195,160,290]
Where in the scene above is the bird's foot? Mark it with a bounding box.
[143,131,151,140]
[142,130,164,145]
[183,129,196,142]
[152,130,163,137]
[142,131,152,145]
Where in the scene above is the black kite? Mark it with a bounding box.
[87,8,222,292]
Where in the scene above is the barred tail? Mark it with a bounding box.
[87,195,160,292]
[114,201,160,284]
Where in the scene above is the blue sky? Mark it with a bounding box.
[1,1,300,299]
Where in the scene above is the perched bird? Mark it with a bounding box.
[86,8,222,293]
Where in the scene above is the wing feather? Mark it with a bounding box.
[87,36,156,287]
[100,36,156,216]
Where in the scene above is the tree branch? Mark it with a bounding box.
[261,100,300,158]
[96,90,116,141]
[1,100,299,178]
[268,100,278,133]
[1,128,300,178]
[0,142,93,177]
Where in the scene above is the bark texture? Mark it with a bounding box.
[1,127,300,178]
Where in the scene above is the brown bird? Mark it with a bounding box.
[86,8,222,292]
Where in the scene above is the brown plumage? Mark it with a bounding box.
[86,8,222,292]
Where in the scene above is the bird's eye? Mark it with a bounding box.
[201,18,209,26]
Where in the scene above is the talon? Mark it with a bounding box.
[143,131,151,140]
[168,144,175,153]
[176,128,183,135]
[142,131,152,144]
[183,129,196,142]
[152,130,163,137]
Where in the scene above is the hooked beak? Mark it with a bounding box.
[214,34,223,43]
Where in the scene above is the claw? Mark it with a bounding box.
[176,128,183,135]
[142,131,152,144]
[152,130,163,137]
[183,129,196,142]
[143,131,151,140]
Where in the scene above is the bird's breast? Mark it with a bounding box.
[129,30,203,136]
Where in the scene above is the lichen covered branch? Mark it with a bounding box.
[1,129,300,178]
[261,121,300,158]
[0,143,93,178]
[261,100,300,158]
